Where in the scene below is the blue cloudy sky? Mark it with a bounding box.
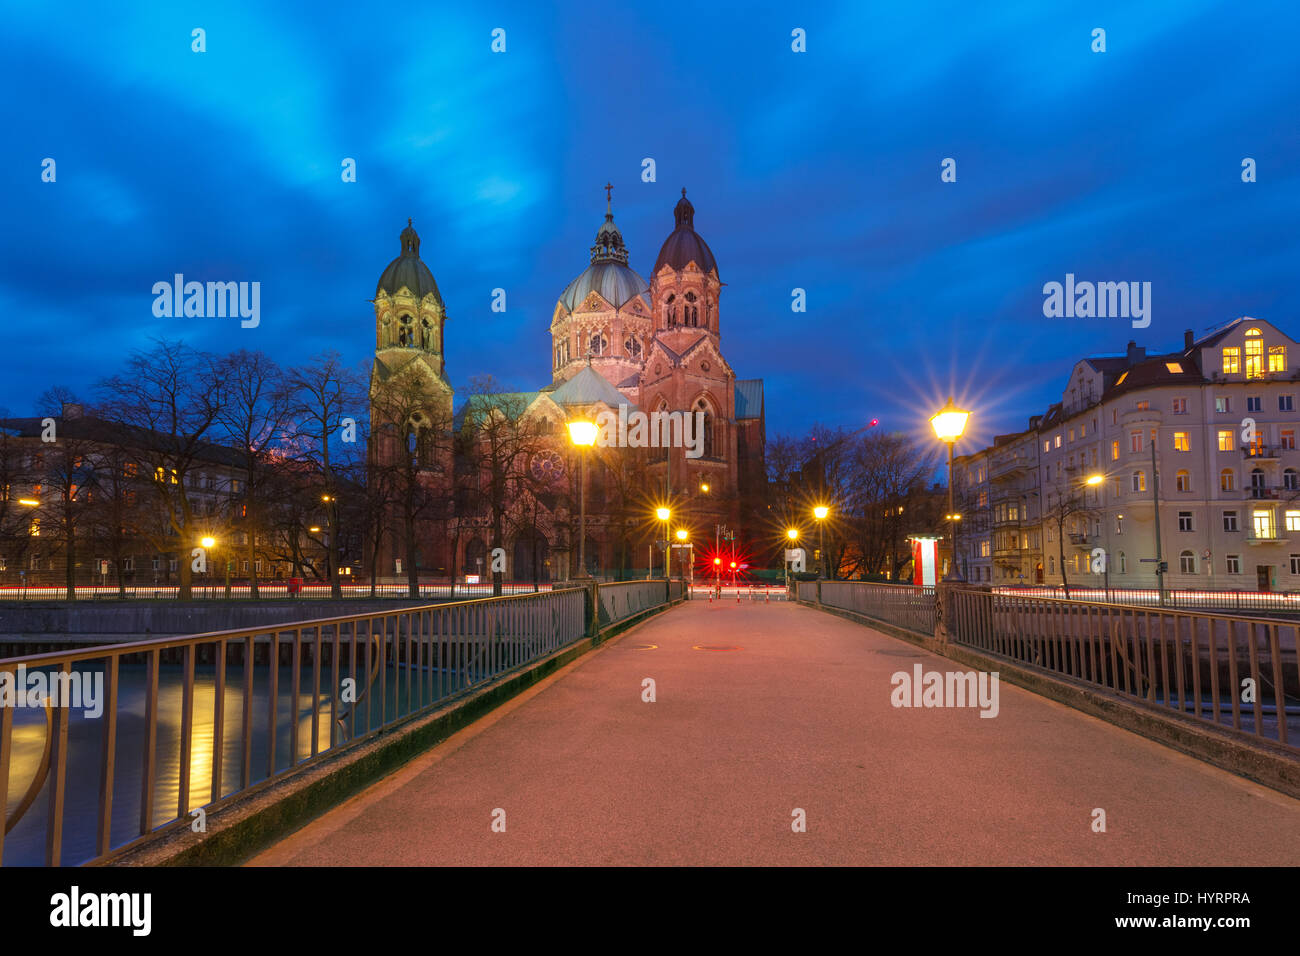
[2,0,1298,450]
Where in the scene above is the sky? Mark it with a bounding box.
[2,0,1299,456]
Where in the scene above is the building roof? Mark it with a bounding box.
[376,219,443,303]
[735,379,764,420]
[0,413,248,469]
[654,189,718,275]
[550,365,633,410]
[559,261,650,311]
[453,392,541,430]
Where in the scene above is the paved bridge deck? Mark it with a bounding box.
[250,600,1300,866]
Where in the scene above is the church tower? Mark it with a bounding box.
[369,219,455,578]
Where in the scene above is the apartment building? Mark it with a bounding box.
[954,318,1299,591]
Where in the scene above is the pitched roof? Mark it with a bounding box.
[735,379,764,420]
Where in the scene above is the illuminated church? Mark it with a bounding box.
[368,188,766,583]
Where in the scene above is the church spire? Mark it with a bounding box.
[589,182,629,264]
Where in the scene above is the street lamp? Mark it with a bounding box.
[1085,473,1108,600]
[930,396,971,581]
[569,420,598,578]
[675,528,689,593]
[813,505,830,579]
[200,536,216,599]
[785,527,799,588]
[655,506,671,579]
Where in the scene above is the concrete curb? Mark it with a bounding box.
[99,602,676,867]
[800,599,1300,800]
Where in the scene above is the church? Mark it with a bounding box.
[367,187,767,584]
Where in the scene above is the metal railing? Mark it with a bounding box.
[0,582,564,602]
[950,589,1300,751]
[818,581,936,635]
[598,580,671,628]
[0,588,590,867]
[996,585,1300,614]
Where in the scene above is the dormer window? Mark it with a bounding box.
[1244,328,1264,379]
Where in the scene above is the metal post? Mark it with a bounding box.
[577,449,587,578]
[1151,441,1165,606]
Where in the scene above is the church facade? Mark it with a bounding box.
[368,189,766,583]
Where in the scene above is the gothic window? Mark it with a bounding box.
[666,294,677,327]
[685,292,698,327]
[693,397,715,458]
[625,336,642,358]
[589,332,608,356]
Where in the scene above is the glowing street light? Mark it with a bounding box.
[813,505,831,579]
[699,483,710,493]
[930,396,970,581]
[200,536,216,549]
[1086,473,1104,486]
[569,419,598,578]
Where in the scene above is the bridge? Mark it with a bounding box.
[2,581,1298,866]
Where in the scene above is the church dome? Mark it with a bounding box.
[376,219,443,304]
[559,192,649,311]
[654,189,717,276]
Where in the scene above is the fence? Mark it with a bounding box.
[996,585,1300,615]
[598,580,671,628]
[1,586,621,866]
[949,589,1299,752]
[818,581,936,635]
[0,582,564,602]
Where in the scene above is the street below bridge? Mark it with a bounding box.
[251,599,1300,866]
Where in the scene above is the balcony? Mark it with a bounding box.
[990,457,1031,483]
[1121,407,1163,427]
[1068,532,1091,547]
[1244,485,1294,500]
[1242,445,1283,461]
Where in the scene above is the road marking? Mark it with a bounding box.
[693,645,742,651]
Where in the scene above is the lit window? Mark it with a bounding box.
[1111,440,1119,461]
[1131,471,1145,493]
[1222,347,1240,374]
[1115,371,1128,386]
[1165,362,1183,373]
[1176,470,1191,492]
[1054,435,1062,448]
[1068,428,1074,442]
[1173,432,1190,452]
[1218,430,1235,452]
[1245,329,1263,379]
[1281,430,1296,451]
[1287,510,1300,532]
[1215,397,1230,413]
[1135,400,1150,410]
[1043,440,1050,453]
[1254,510,1276,539]
[1269,345,1286,372]
[1220,469,1236,492]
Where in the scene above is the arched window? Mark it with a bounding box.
[624,336,642,359]
[398,314,414,347]
[1220,468,1236,492]
[1251,467,1266,496]
[589,332,608,356]
[1244,327,1264,379]
[1118,551,1126,574]
[693,397,715,457]
[420,318,433,350]
[665,294,677,327]
[1284,468,1298,491]
[1179,550,1196,574]
[685,291,698,327]
[1176,470,1191,492]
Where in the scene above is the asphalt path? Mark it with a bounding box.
[250,599,1300,865]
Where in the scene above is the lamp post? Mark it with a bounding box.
[655,506,670,580]
[813,505,830,579]
[200,536,216,600]
[785,527,799,588]
[930,396,971,581]
[675,528,689,594]
[1085,473,1108,600]
[569,420,598,579]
